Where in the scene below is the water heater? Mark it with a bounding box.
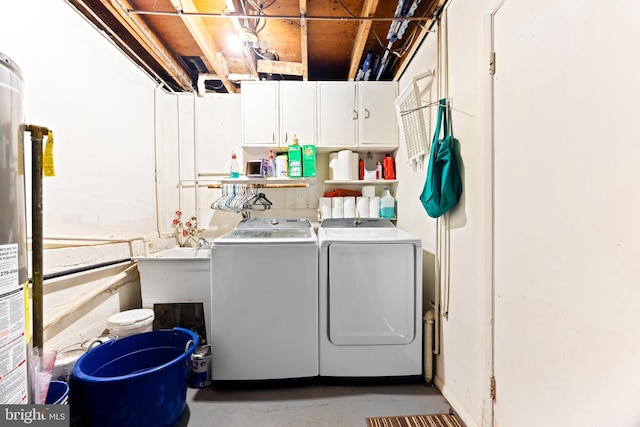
[0,51,29,404]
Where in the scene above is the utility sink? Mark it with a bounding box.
[142,247,210,259]
[134,247,212,343]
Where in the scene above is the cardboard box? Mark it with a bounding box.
[288,145,303,178]
[302,145,316,178]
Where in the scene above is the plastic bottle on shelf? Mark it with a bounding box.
[288,134,302,178]
[380,188,395,219]
[230,151,239,178]
[266,149,275,177]
[383,154,395,180]
[376,161,383,180]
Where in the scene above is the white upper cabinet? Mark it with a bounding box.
[317,81,398,151]
[242,81,397,152]
[317,82,358,149]
[357,81,398,147]
[241,81,279,146]
[280,81,316,147]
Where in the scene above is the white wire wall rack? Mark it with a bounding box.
[395,70,435,167]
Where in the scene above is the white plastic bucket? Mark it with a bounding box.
[107,308,154,338]
[52,335,117,382]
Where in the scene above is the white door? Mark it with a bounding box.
[493,1,640,426]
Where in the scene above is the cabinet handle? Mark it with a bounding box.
[352,109,358,120]
[272,131,275,142]
[285,132,288,143]
[363,108,370,119]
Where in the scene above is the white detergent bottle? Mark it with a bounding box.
[380,188,395,219]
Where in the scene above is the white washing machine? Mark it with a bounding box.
[318,218,422,377]
[210,218,318,381]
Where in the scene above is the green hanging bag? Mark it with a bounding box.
[420,99,463,218]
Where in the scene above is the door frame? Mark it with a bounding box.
[482,1,507,426]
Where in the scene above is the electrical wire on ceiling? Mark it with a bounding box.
[336,0,356,17]
[241,0,277,34]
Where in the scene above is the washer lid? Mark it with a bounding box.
[236,218,312,229]
[107,308,154,326]
[223,228,313,239]
[320,218,395,228]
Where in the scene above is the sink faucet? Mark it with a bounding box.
[196,237,210,248]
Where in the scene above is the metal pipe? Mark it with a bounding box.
[43,264,138,332]
[128,9,434,22]
[41,235,151,256]
[25,124,49,352]
[41,259,132,281]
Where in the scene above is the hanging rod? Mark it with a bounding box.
[208,183,308,189]
[400,98,455,117]
[127,9,434,22]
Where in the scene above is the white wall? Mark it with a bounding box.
[1,0,160,239]
[397,2,492,425]
[1,0,170,350]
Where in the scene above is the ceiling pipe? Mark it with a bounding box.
[127,9,434,22]
[196,73,220,97]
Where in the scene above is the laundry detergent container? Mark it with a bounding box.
[72,327,198,427]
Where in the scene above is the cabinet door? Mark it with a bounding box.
[358,81,398,147]
[317,82,357,148]
[280,81,316,146]
[241,81,278,145]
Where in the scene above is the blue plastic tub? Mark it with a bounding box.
[45,380,69,404]
[72,327,198,427]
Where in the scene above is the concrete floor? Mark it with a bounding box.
[178,380,453,427]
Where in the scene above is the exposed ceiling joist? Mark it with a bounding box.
[299,0,308,80]
[257,59,304,76]
[225,0,259,80]
[347,0,379,81]
[167,0,238,93]
[103,0,193,91]
[71,0,445,92]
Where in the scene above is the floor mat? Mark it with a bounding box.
[366,413,464,427]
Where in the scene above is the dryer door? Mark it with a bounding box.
[328,243,415,345]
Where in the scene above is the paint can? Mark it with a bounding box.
[190,345,212,388]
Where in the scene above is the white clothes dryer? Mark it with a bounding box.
[210,218,318,381]
[318,218,422,377]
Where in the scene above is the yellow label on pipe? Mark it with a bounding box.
[43,131,55,177]
[24,281,31,343]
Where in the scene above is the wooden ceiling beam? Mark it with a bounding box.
[257,60,304,76]
[299,0,308,80]
[347,0,380,81]
[103,0,193,91]
[168,0,238,93]
[225,0,259,79]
